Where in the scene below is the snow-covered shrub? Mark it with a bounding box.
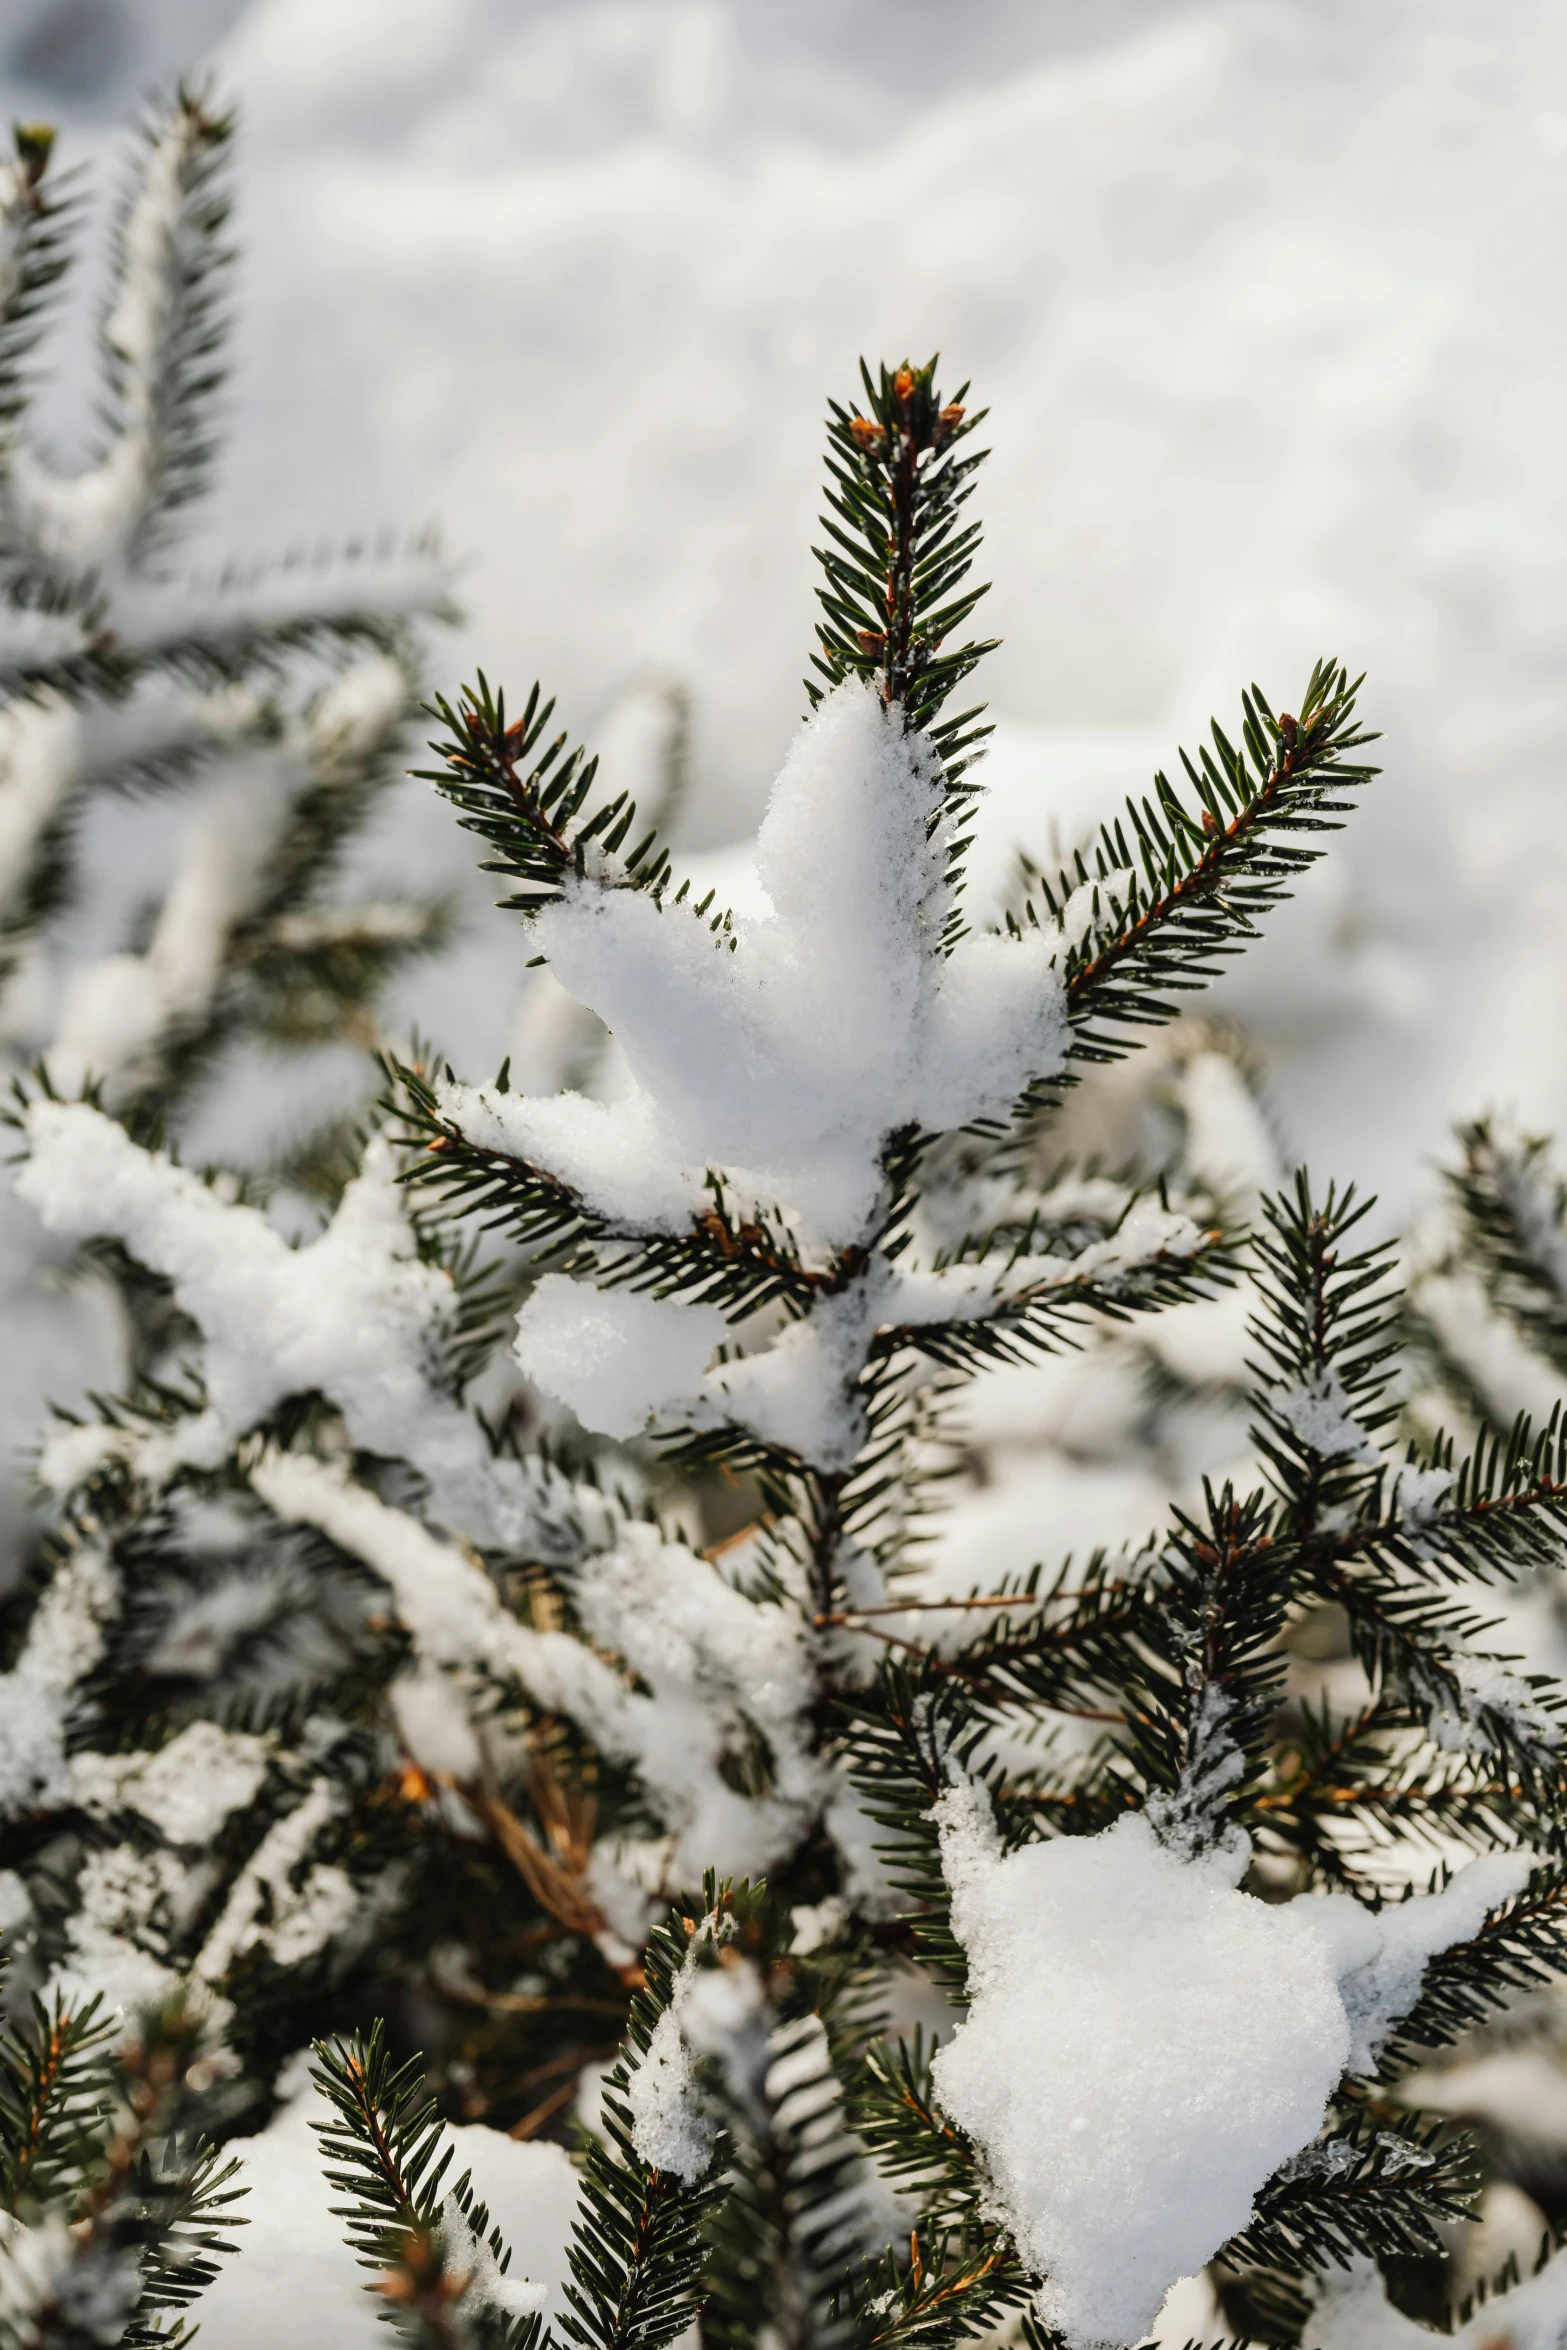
[0,89,448,1568]
[9,355,1567,2350]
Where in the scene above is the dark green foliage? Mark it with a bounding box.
[416,677,680,931]
[809,358,995,804]
[1007,665,1380,1095]
[313,2022,544,2350]
[1445,1119,1567,1387]
[556,1896,728,2350]
[0,1986,246,2350]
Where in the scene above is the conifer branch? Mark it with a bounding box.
[1015,665,1378,1082]
[312,2023,543,2350]
[809,358,994,791]
[1446,1119,1567,1383]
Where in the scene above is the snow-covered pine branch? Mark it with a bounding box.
[0,90,450,1584]
[12,353,1567,2350]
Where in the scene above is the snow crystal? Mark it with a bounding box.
[191,2081,578,2350]
[68,1721,271,1845]
[520,682,1065,1247]
[930,1782,1532,2350]
[1271,1367,1377,1462]
[514,1274,724,1440]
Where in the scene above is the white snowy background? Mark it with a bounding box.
[8,0,1567,1228]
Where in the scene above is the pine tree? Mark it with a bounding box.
[9,354,1567,2350]
[0,88,448,1572]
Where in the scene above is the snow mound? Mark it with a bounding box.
[931,1785,1530,2350]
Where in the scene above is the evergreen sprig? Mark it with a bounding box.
[1008,663,1379,1089]
[809,358,994,786]
[417,676,687,931]
[0,1992,246,2350]
[312,2023,543,2350]
[0,123,79,435]
[101,85,235,568]
[558,1896,728,2350]
[1445,1118,1567,1385]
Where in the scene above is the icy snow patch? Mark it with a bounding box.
[931,1784,1530,2350]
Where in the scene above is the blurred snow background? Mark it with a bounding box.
[6,0,1567,1219]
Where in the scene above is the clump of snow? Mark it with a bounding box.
[68,1721,271,1844]
[49,1842,192,2019]
[519,682,1065,1248]
[930,1780,1531,2350]
[0,1545,116,1818]
[626,1995,718,2186]
[252,1449,823,1884]
[514,1274,724,1440]
[14,1106,563,1551]
[193,1779,357,1983]
[437,1078,704,1233]
[190,2078,578,2350]
[387,1663,483,1782]
[626,1930,770,2185]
